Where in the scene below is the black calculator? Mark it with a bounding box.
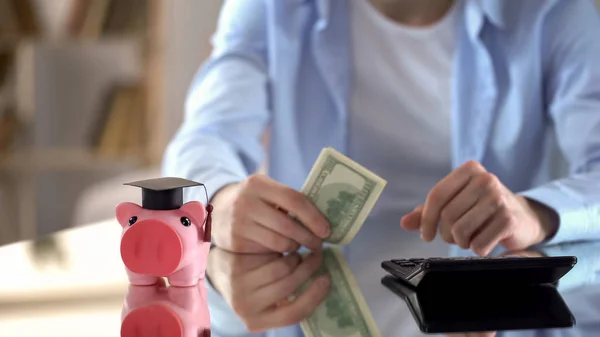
[381,274,576,333]
[381,255,577,288]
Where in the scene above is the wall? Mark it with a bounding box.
[163,0,223,143]
[26,0,224,150]
[30,0,72,38]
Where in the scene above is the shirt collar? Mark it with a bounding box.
[476,0,506,30]
[305,0,501,36]
[471,0,559,33]
[296,0,330,22]
[462,0,505,42]
[299,0,560,38]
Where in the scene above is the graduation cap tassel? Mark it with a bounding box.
[199,183,212,243]
[204,204,213,242]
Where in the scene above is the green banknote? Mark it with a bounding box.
[297,147,386,336]
[300,147,387,245]
[299,247,381,337]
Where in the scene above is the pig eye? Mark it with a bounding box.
[128,216,137,226]
[180,217,191,227]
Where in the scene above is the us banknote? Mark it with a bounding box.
[299,247,382,337]
[297,147,386,336]
[300,147,387,245]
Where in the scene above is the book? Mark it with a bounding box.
[9,0,39,36]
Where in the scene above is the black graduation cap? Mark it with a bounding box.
[124,177,213,242]
[124,177,203,211]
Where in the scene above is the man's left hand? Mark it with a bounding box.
[401,161,558,256]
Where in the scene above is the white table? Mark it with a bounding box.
[0,219,129,337]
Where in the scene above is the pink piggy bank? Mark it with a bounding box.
[121,279,211,337]
[117,177,213,287]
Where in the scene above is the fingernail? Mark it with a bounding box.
[322,224,331,238]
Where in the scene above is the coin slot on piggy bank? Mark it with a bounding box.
[116,177,213,287]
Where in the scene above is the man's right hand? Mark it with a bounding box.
[207,247,330,332]
[211,174,331,253]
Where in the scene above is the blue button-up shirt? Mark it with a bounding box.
[162,0,600,335]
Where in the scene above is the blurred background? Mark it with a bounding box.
[0,1,222,335]
[0,0,599,336]
[0,0,222,246]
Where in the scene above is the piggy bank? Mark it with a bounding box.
[116,201,211,287]
[121,279,211,337]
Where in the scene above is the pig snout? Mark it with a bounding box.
[121,305,183,337]
[120,219,184,277]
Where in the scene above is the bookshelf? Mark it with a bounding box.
[0,0,167,245]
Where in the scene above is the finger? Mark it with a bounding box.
[240,221,300,253]
[238,254,283,273]
[251,251,323,312]
[247,176,331,239]
[250,200,323,250]
[250,275,330,332]
[471,213,511,256]
[421,161,486,242]
[450,193,500,249]
[211,249,283,292]
[499,250,543,258]
[224,252,283,278]
[243,253,302,291]
[438,175,487,243]
[468,332,496,337]
[228,234,277,253]
[401,205,423,231]
[274,297,294,309]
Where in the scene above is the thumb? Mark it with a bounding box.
[401,205,424,231]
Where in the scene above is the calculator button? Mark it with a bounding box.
[409,258,425,263]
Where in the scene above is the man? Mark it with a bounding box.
[162,0,600,336]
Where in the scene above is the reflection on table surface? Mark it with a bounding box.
[0,220,599,337]
[0,220,126,337]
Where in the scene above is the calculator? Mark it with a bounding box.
[381,274,576,333]
[381,255,577,288]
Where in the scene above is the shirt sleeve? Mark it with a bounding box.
[161,0,270,204]
[540,242,600,293]
[162,1,269,335]
[518,0,600,246]
[207,278,266,337]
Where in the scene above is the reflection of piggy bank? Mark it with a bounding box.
[121,280,211,337]
[116,201,211,287]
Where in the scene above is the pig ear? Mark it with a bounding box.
[180,201,207,232]
[116,202,143,228]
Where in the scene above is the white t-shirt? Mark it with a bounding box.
[348,0,456,219]
[345,0,459,336]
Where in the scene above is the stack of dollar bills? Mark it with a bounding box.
[298,147,387,337]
